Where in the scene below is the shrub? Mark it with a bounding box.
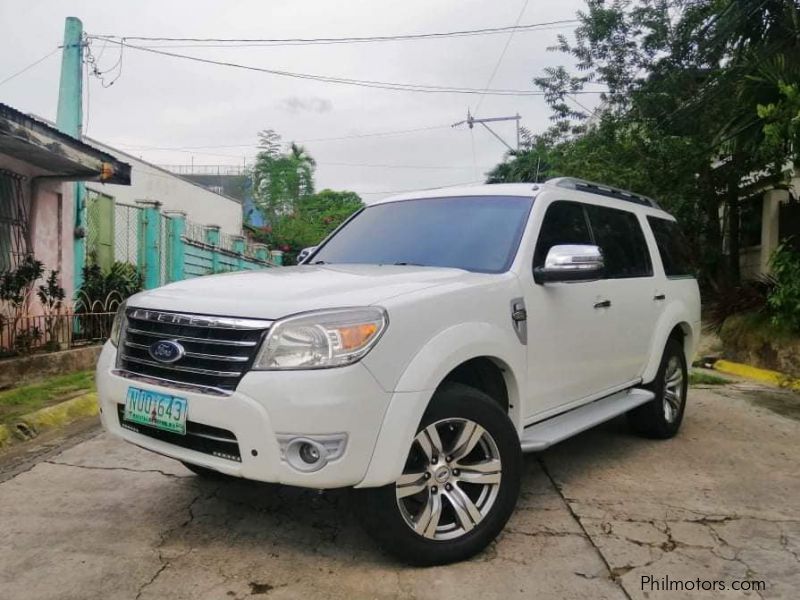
[704,275,776,333]
[75,262,143,313]
[767,241,800,333]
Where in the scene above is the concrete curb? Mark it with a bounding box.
[713,359,800,391]
[0,391,98,450]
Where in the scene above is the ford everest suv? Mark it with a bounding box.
[97,178,700,565]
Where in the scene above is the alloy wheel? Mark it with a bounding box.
[395,418,502,541]
[663,356,684,423]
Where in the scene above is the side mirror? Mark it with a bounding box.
[297,246,318,264]
[533,244,604,284]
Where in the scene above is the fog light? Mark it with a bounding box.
[299,442,321,464]
[277,434,347,473]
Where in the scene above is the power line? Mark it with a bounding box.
[108,41,611,97]
[116,124,452,152]
[474,0,530,115]
[87,20,579,47]
[0,47,60,87]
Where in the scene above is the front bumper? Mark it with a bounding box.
[96,342,400,488]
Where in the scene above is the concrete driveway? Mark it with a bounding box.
[1,382,798,600]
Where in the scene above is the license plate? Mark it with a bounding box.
[124,387,188,435]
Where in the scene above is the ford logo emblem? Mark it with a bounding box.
[148,340,185,364]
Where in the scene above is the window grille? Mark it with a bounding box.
[0,169,31,271]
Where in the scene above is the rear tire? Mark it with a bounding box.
[628,338,688,439]
[358,382,521,566]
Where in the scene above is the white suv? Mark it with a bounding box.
[97,178,700,565]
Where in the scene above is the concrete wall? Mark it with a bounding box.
[0,345,101,389]
[83,138,243,235]
[0,154,75,303]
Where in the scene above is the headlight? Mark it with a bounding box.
[109,300,127,347]
[253,307,388,370]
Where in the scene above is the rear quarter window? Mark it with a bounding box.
[647,217,695,278]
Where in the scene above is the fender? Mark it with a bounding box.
[357,322,525,488]
[640,300,696,384]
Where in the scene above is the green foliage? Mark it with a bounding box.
[704,275,777,333]
[0,255,44,309]
[767,242,800,332]
[76,262,143,313]
[689,370,729,386]
[253,130,316,224]
[261,189,364,264]
[494,0,800,288]
[36,270,66,351]
[758,81,800,171]
[0,256,46,355]
[0,370,94,424]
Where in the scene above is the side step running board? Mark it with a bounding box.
[520,388,655,452]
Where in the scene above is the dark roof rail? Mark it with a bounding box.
[547,177,661,209]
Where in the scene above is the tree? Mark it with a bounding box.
[491,0,800,287]
[261,189,364,264]
[252,130,317,225]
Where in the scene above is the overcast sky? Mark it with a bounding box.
[0,0,591,201]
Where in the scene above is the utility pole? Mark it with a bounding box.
[452,110,522,152]
[56,16,85,294]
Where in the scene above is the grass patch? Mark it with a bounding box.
[689,370,729,386]
[0,371,95,425]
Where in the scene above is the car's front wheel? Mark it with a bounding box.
[359,382,521,565]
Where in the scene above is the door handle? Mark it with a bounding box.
[654,294,666,301]
[593,299,611,309]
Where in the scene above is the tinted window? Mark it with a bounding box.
[647,217,694,277]
[533,201,593,268]
[586,205,652,278]
[312,196,533,273]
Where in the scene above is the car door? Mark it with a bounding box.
[523,200,621,420]
[584,203,657,383]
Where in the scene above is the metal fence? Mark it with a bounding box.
[0,312,115,358]
[114,203,142,266]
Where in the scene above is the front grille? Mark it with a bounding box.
[118,308,272,393]
[116,404,241,462]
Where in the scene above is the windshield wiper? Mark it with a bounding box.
[393,262,427,266]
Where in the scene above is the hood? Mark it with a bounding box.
[127,264,480,319]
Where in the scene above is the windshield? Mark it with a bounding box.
[311,195,533,273]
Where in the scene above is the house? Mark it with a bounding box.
[737,168,800,279]
[0,102,130,301]
[83,146,245,236]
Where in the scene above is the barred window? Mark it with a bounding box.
[0,170,30,271]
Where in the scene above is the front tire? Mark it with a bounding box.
[628,338,688,439]
[359,382,521,565]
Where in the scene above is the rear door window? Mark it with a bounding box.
[585,205,652,279]
[533,201,593,268]
[647,217,695,277]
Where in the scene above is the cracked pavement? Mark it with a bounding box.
[0,384,798,599]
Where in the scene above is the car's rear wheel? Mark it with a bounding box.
[628,338,688,439]
[359,382,521,565]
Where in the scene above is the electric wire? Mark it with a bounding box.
[0,47,60,87]
[87,20,579,47]
[107,40,611,96]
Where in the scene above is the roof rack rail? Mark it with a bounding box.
[547,177,661,209]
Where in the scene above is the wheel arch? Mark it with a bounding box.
[357,323,525,488]
[641,304,696,384]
